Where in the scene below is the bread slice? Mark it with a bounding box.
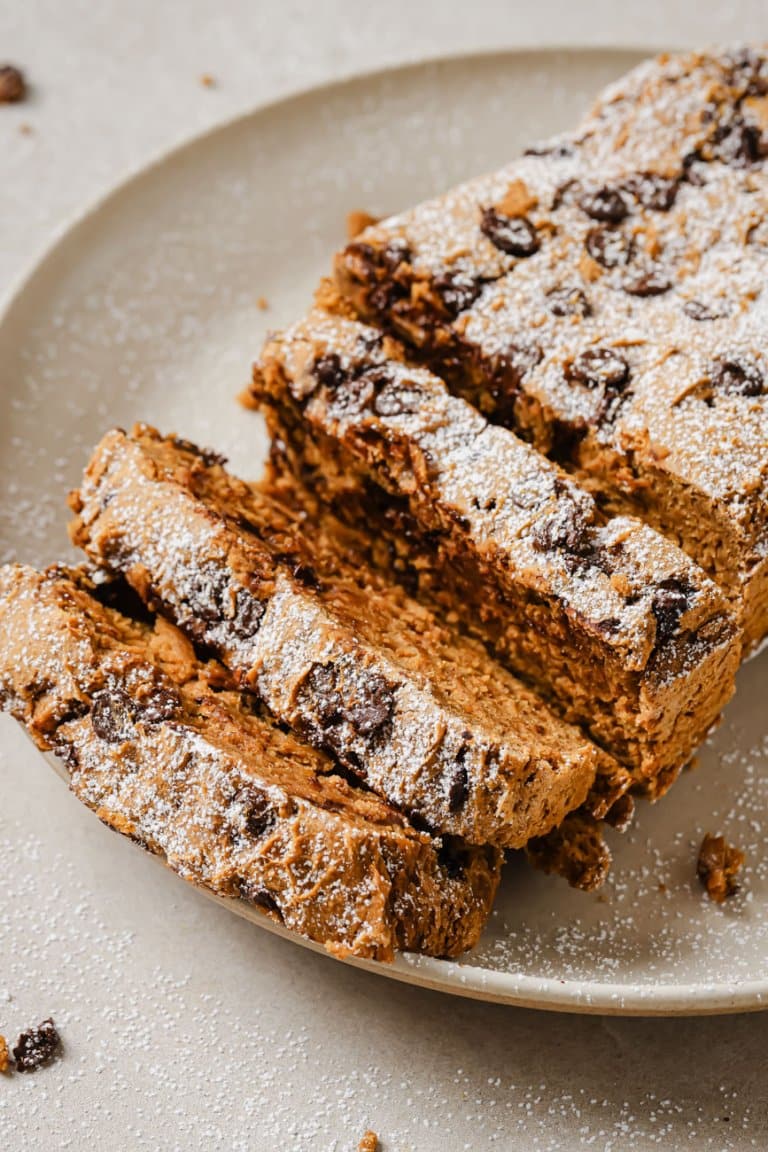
[251,308,740,795]
[68,425,624,852]
[0,563,502,960]
[332,47,768,651]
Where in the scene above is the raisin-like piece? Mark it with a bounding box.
[547,286,591,318]
[480,207,539,257]
[586,225,634,268]
[566,348,630,389]
[232,586,265,640]
[141,684,179,724]
[623,268,672,297]
[683,300,726,321]
[708,358,764,398]
[651,577,694,645]
[314,353,347,392]
[712,118,763,167]
[578,186,628,223]
[236,784,275,839]
[373,378,424,416]
[302,662,395,740]
[529,497,593,557]
[431,270,483,316]
[621,172,679,211]
[91,689,135,743]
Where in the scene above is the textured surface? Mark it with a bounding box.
[333,48,768,648]
[254,307,740,784]
[0,565,499,960]
[2,9,768,1150]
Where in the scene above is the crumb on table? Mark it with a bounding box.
[12,1018,61,1072]
[697,833,745,903]
[346,211,380,241]
[0,65,26,103]
[358,1131,379,1152]
[0,1035,9,1074]
[256,296,269,311]
[200,73,216,89]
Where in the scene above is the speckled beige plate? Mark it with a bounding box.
[1,49,766,1015]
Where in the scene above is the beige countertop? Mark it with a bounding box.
[2,2,768,1148]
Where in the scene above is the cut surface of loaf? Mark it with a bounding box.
[332,47,768,651]
[251,309,741,794]
[68,425,626,852]
[0,563,502,961]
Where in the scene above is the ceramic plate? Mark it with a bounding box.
[1,48,766,1015]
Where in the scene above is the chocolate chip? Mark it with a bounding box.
[232,586,265,640]
[683,300,726,321]
[483,342,543,424]
[480,207,539,257]
[437,837,469,879]
[291,563,320,589]
[431,270,483,316]
[621,173,679,211]
[712,118,763,167]
[529,496,593,557]
[170,436,227,468]
[314,353,347,392]
[523,141,573,158]
[141,684,179,724]
[185,563,232,623]
[651,577,694,645]
[549,417,587,465]
[235,784,275,839]
[239,882,283,920]
[52,738,79,771]
[578,186,628,223]
[622,268,672,297]
[91,689,136,743]
[681,150,707,186]
[12,1019,60,1072]
[302,661,395,741]
[447,748,469,812]
[380,239,412,272]
[372,378,425,416]
[708,358,765,398]
[273,552,321,590]
[565,348,630,389]
[585,225,634,268]
[0,65,25,104]
[547,286,591,318]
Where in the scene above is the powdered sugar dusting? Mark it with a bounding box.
[0,46,767,1150]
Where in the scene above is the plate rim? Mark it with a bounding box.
[4,45,766,1017]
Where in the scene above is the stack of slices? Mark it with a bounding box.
[2,47,765,962]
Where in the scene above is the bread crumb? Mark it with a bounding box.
[610,572,633,597]
[495,179,538,218]
[18,122,33,135]
[256,296,269,311]
[0,1035,9,1074]
[358,1131,379,1152]
[200,74,216,89]
[12,1018,61,1072]
[346,211,380,240]
[697,833,745,903]
[0,64,25,103]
